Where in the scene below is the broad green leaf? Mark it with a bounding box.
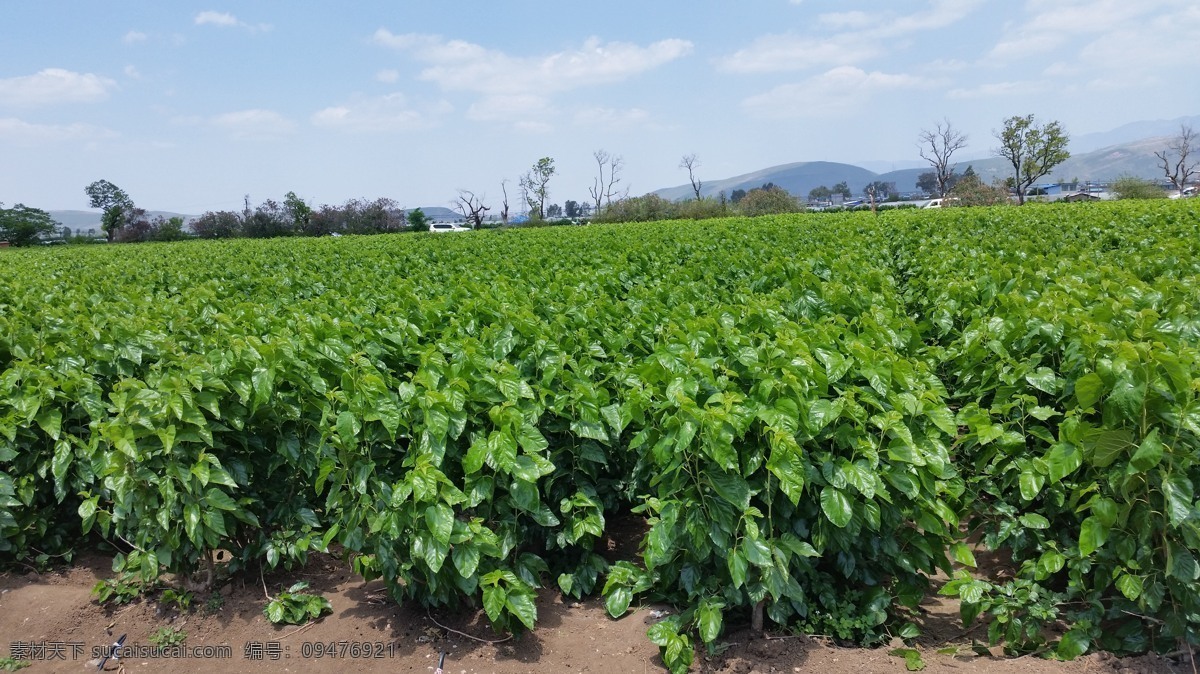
[1074,372,1104,408]
[820,487,853,528]
[1129,429,1162,472]
[425,503,454,545]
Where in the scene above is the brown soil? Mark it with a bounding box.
[0,553,1191,674]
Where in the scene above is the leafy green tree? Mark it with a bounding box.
[831,181,851,199]
[564,200,581,219]
[519,157,555,220]
[949,168,1010,206]
[994,115,1070,205]
[150,216,189,241]
[808,185,833,201]
[736,185,801,217]
[190,211,242,239]
[0,203,60,246]
[730,189,747,204]
[407,207,429,232]
[1111,175,1167,200]
[284,191,312,232]
[85,180,134,242]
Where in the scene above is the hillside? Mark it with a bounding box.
[653,133,1183,201]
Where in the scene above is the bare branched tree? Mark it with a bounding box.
[1155,125,1198,196]
[499,179,510,226]
[453,189,490,229]
[679,153,702,200]
[588,150,625,215]
[918,119,968,198]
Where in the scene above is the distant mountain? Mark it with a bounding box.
[654,161,878,202]
[1071,115,1200,154]
[653,130,1189,201]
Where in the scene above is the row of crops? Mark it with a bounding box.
[2,201,1198,670]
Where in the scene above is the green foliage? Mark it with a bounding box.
[204,592,225,614]
[994,115,1071,204]
[84,179,134,241]
[735,185,802,216]
[0,658,31,672]
[3,200,1200,658]
[264,582,332,625]
[889,647,926,671]
[407,207,429,232]
[148,625,187,649]
[1110,175,1166,200]
[159,588,193,612]
[92,573,148,605]
[0,203,60,247]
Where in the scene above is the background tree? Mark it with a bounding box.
[918,119,968,197]
[588,150,624,215]
[730,189,747,204]
[499,179,511,226]
[283,191,312,233]
[407,207,429,232]
[808,185,833,201]
[950,167,1010,207]
[190,211,242,239]
[85,179,134,242]
[546,203,563,218]
[454,189,490,229]
[994,114,1070,205]
[0,203,60,246]
[519,157,555,220]
[679,153,702,200]
[736,185,801,217]
[564,200,581,219]
[831,181,851,199]
[1111,175,1167,200]
[1154,125,1197,196]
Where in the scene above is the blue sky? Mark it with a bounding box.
[1,1,1197,213]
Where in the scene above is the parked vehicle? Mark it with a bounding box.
[429,223,470,233]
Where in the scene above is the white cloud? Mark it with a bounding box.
[742,66,941,117]
[210,109,296,139]
[194,11,271,33]
[372,30,693,95]
[124,65,141,80]
[375,69,400,84]
[986,0,1152,62]
[0,69,116,106]
[946,80,1050,99]
[720,0,984,73]
[0,117,116,144]
[123,30,147,44]
[312,93,450,132]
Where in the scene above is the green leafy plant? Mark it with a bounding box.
[148,625,187,649]
[159,588,193,612]
[204,592,225,614]
[264,582,332,625]
[0,658,31,672]
[92,573,147,606]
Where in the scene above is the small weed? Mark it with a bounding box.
[204,592,225,615]
[264,582,332,625]
[91,574,145,605]
[889,647,927,671]
[0,657,32,671]
[149,625,187,649]
[160,588,193,612]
